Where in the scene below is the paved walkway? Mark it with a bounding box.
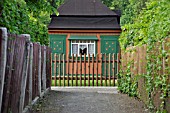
[32,87,148,113]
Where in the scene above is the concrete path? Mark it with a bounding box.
[32,87,148,113]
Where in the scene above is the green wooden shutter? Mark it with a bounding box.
[50,34,67,78]
[100,35,119,54]
[100,35,119,78]
[50,34,66,55]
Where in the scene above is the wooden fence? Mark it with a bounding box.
[121,39,170,112]
[52,53,120,86]
[0,27,51,113]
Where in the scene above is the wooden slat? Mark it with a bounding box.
[67,54,69,86]
[117,53,119,75]
[0,28,7,113]
[108,53,111,86]
[19,35,30,113]
[88,54,90,86]
[112,53,115,86]
[92,54,94,86]
[96,54,98,86]
[100,54,102,86]
[84,53,86,86]
[63,54,65,86]
[104,53,107,86]
[54,54,57,86]
[76,54,78,86]
[51,53,53,86]
[38,44,42,96]
[59,54,61,86]
[72,54,74,86]
[80,54,82,86]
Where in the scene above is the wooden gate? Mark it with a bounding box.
[51,53,120,86]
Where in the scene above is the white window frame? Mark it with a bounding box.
[71,40,96,57]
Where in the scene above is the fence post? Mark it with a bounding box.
[0,27,7,113]
[38,43,42,96]
[42,46,46,90]
[18,34,30,113]
[29,43,33,104]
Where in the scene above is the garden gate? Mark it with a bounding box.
[51,53,120,86]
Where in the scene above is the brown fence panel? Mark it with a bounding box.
[46,47,52,88]
[0,27,51,113]
[7,35,26,113]
[2,34,16,113]
[32,43,40,99]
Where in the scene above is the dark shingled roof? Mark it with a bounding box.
[58,0,118,16]
[48,0,121,30]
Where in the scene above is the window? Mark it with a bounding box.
[71,40,95,56]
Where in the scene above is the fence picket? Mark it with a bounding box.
[54,54,57,86]
[96,54,98,86]
[92,54,94,86]
[84,53,86,86]
[71,54,74,86]
[80,54,82,86]
[112,53,115,86]
[100,54,103,86]
[104,53,107,86]
[63,54,65,86]
[88,54,90,86]
[67,54,69,86]
[59,54,61,86]
[76,54,78,86]
[108,53,111,86]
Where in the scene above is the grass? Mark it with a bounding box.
[51,79,117,86]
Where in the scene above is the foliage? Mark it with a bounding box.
[118,1,170,112]
[118,61,138,97]
[0,0,64,45]
[119,0,170,48]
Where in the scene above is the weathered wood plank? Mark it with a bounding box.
[2,34,16,113]
[0,28,7,113]
[19,34,30,113]
[42,46,47,91]
[29,43,33,104]
[38,43,42,96]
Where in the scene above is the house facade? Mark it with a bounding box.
[48,0,121,57]
[48,0,121,79]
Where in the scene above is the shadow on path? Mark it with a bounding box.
[31,87,148,113]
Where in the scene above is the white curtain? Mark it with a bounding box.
[72,44,78,54]
[88,44,94,54]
